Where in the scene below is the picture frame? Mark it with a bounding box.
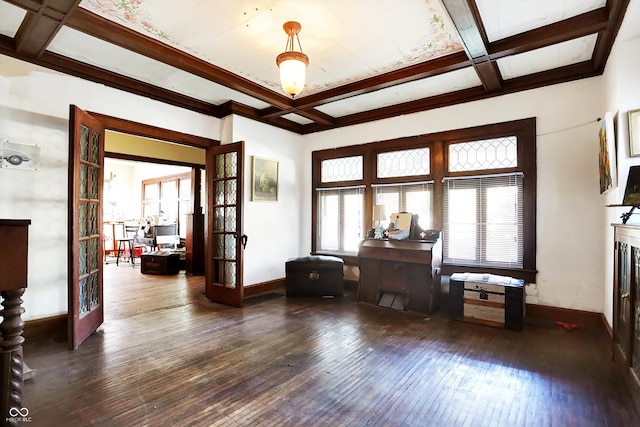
[599,112,617,194]
[251,156,278,202]
[629,108,640,157]
[1,139,41,171]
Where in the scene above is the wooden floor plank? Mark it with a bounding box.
[20,263,640,426]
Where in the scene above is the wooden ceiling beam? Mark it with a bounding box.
[65,7,294,110]
[0,36,217,116]
[9,0,81,57]
[489,8,610,60]
[442,0,502,92]
[301,61,597,134]
[263,52,470,118]
[592,0,631,73]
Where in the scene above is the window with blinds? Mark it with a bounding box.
[373,182,434,230]
[443,173,524,267]
[317,186,364,253]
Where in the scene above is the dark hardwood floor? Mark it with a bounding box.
[22,263,639,426]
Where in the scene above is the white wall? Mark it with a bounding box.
[0,55,220,320]
[601,33,640,326]
[301,77,606,313]
[229,116,303,285]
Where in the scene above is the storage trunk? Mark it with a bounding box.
[141,252,180,275]
[449,273,525,330]
[285,255,344,297]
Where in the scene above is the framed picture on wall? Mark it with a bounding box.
[1,139,41,171]
[629,109,640,157]
[251,156,279,202]
[599,112,617,194]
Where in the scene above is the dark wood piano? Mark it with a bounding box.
[357,230,442,315]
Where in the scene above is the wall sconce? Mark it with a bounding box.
[276,21,309,98]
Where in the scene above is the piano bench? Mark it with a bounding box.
[285,255,344,297]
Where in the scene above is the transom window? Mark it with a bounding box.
[321,155,363,182]
[448,136,517,172]
[377,148,430,178]
[311,118,536,282]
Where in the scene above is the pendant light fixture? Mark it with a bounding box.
[276,21,309,98]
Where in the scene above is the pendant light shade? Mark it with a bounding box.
[276,21,309,97]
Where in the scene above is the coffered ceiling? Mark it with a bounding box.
[0,0,636,134]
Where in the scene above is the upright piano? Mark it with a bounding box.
[357,231,442,315]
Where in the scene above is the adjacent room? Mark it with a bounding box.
[1,0,640,425]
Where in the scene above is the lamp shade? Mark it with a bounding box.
[276,21,308,98]
[277,51,308,97]
[373,204,387,221]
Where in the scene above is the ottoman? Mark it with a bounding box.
[285,255,344,297]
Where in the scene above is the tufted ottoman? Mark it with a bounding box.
[285,255,344,297]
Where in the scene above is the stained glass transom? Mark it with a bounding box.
[448,136,517,172]
[377,148,430,178]
[321,156,363,182]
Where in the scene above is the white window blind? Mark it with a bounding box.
[443,173,523,267]
[317,186,364,253]
[372,181,434,230]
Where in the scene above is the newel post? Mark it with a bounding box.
[0,219,30,427]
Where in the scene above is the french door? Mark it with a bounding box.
[205,142,245,307]
[68,105,105,349]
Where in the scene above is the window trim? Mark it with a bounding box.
[311,118,536,282]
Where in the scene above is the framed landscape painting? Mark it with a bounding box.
[251,156,278,202]
[599,112,617,194]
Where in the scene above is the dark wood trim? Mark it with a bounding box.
[525,304,605,330]
[592,0,631,73]
[91,113,218,149]
[442,0,502,92]
[65,7,293,110]
[23,314,67,340]
[12,0,80,56]
[105,152,204,169]
[244,278,285,298]
[488,8,609,60]
[613,339,640,414]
